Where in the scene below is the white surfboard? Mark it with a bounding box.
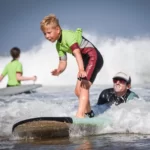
[0,84,42,96]
[12,116,111,139]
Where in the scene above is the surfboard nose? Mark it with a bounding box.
[12,117,72,139]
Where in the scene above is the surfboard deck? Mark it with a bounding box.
[0,84,42,96]
[12,117,73,139]
[12,116,111,139]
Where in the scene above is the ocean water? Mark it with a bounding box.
[0,34,150,149]
[0,85,150,150]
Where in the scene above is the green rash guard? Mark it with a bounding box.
[1,60,23,86]
[56,28,82,60]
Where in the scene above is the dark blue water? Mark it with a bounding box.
[1,134,150,150]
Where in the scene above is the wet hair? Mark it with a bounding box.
[40,14,60,31]
[10,47,21,60]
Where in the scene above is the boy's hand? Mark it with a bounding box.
[78,70,87,79]
[51,69,61,76]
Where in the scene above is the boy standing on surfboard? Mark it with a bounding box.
[0,47,37,86]
[40,14,103,118]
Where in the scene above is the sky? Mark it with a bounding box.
[0,0,150,55]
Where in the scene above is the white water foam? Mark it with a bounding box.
[0,33,150,87]
[0,33,150,138]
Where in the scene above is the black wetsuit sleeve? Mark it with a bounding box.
[97,88,114,105]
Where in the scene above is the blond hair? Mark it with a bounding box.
[40,14,60,31]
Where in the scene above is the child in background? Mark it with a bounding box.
[0,47,37,86]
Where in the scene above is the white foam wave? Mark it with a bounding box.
[0,33,150,87]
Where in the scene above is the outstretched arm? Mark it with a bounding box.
[16,73,36,81]
[51,60,67,76]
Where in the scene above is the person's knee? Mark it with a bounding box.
[81,80,91,89]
